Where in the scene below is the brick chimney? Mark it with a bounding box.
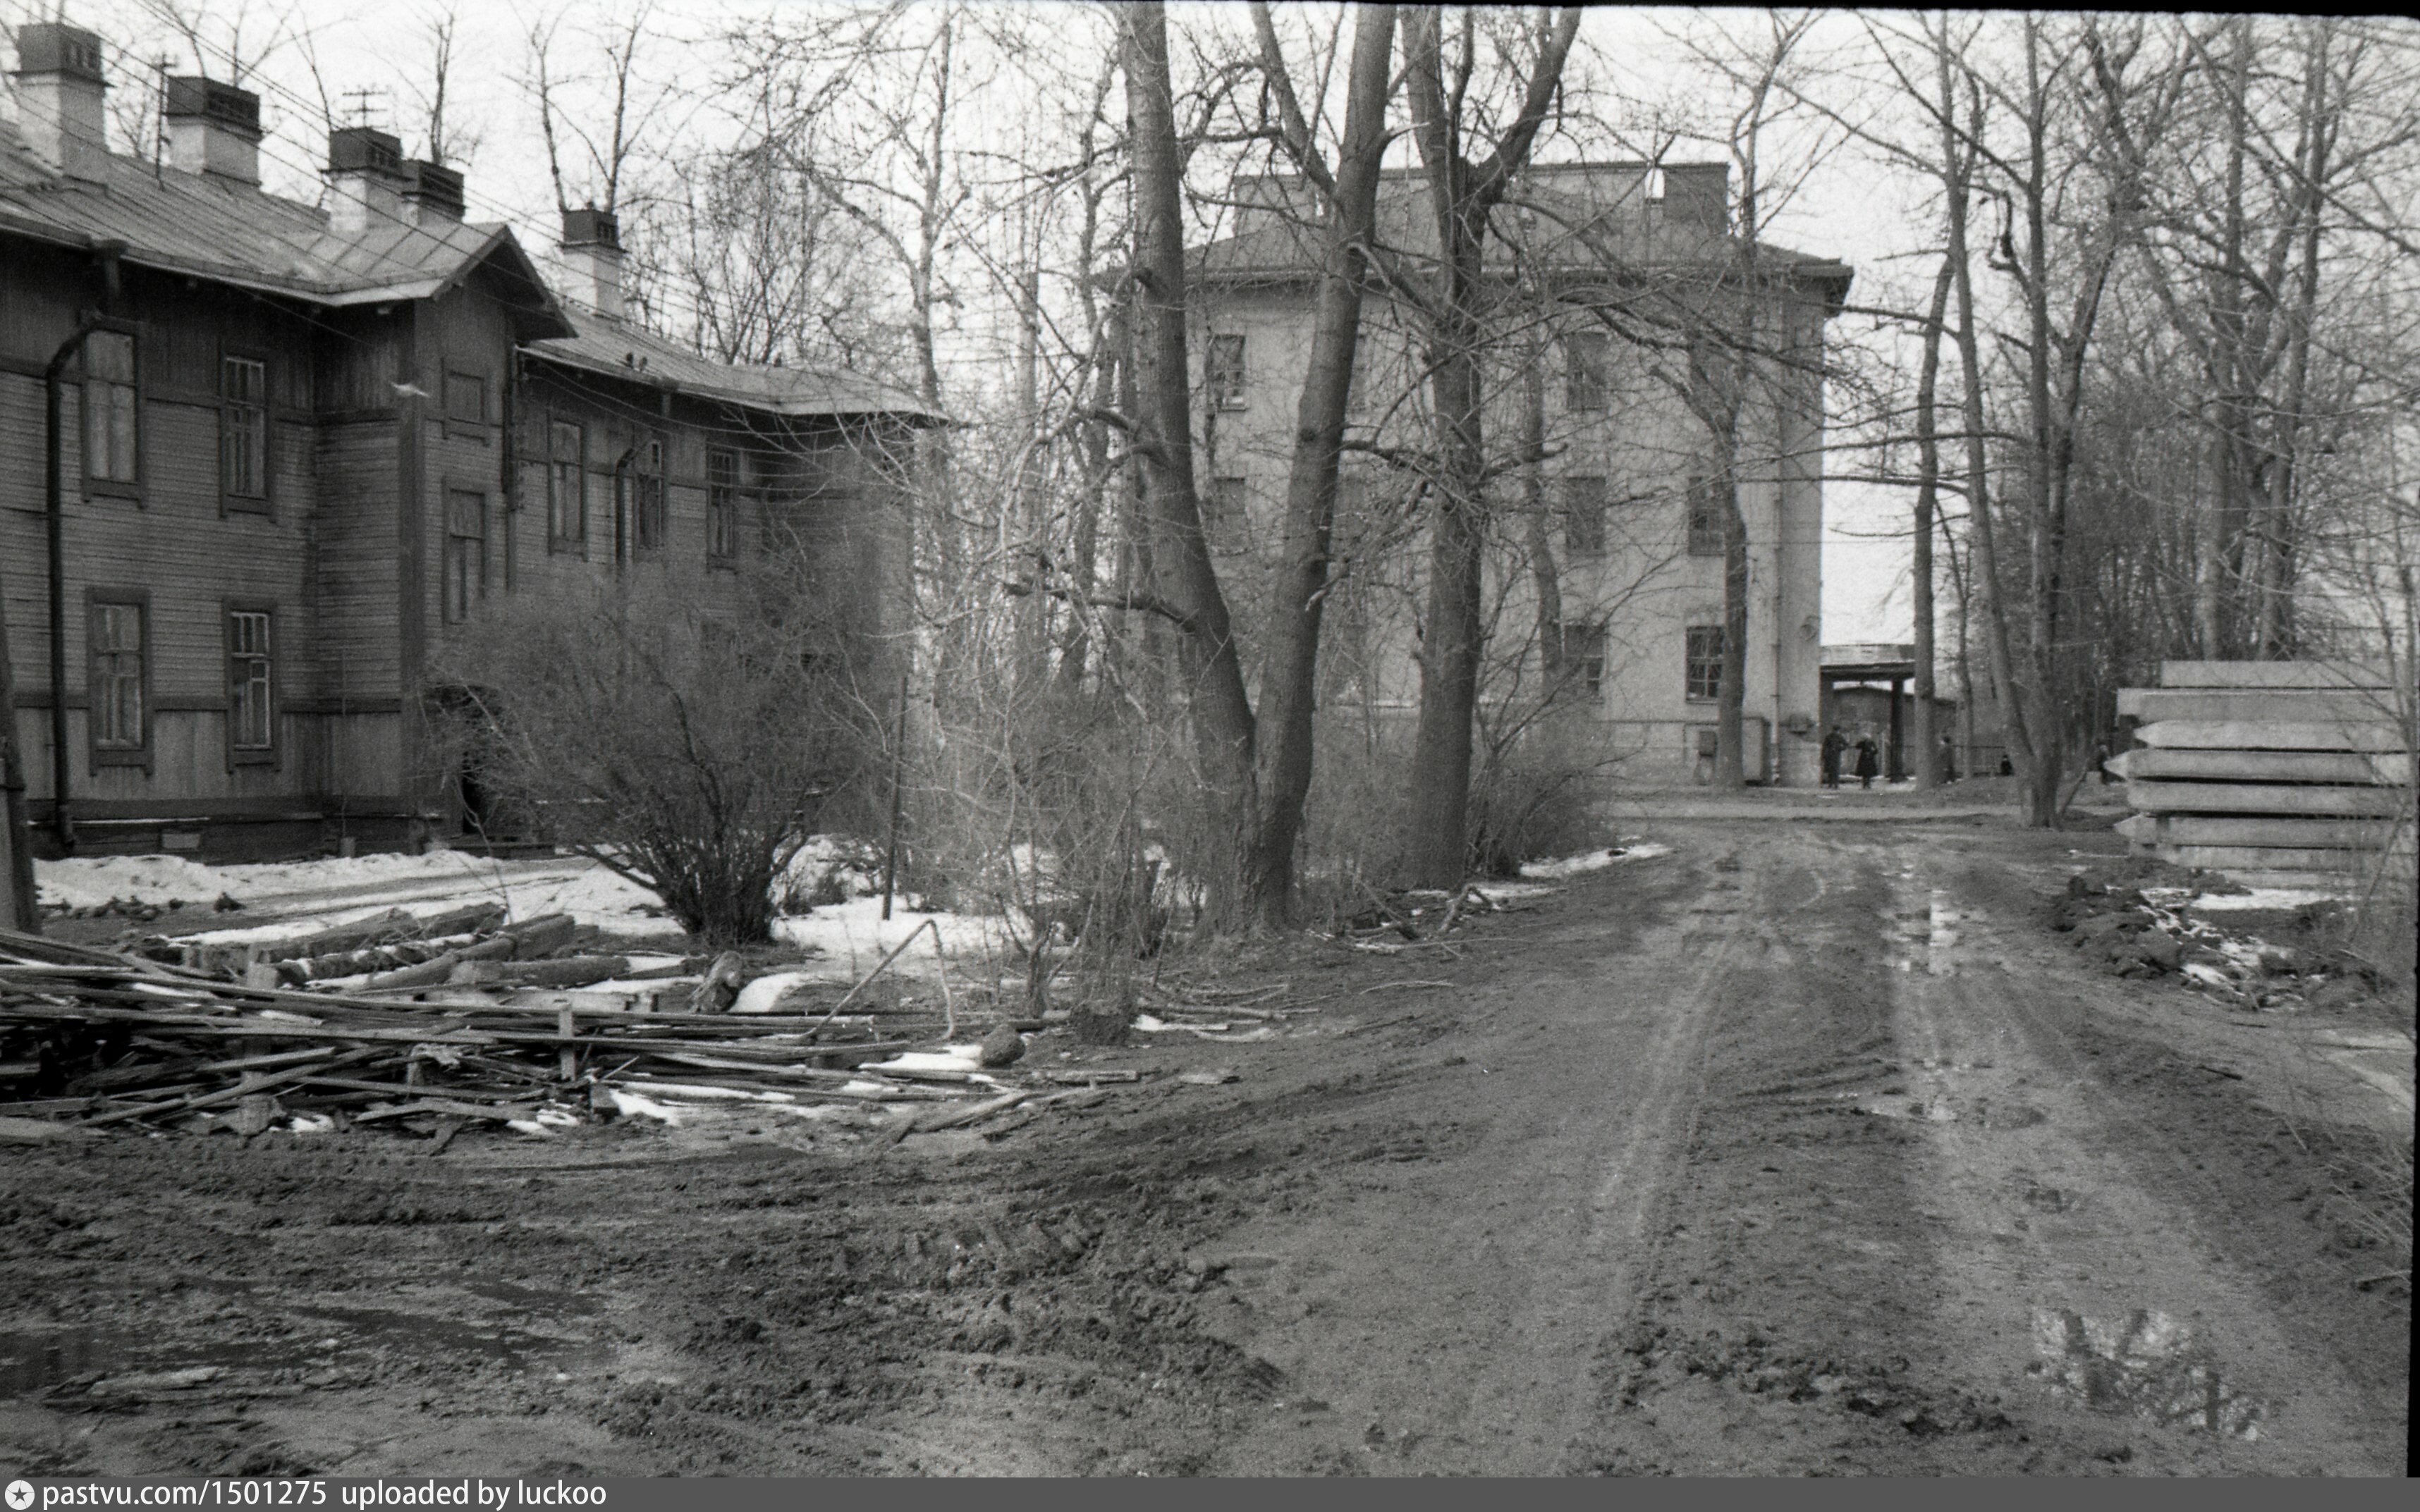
[403,160,465,226]
[559,204,624,320]
[164,76,261,187]
[11,23,111,181]
[324,125,407,236]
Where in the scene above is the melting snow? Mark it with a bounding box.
[1518,841,1673,879]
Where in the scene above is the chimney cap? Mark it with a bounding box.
[405,159,465,219]
[164,76,262,140]
[326,125,405,178]
[13,23,106,86]
[561,204,621,252]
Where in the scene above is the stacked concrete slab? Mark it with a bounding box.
[2112,661,2414,888]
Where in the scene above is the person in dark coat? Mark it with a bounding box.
[1853,735,1880,789]
[1938,732,1958,783]
[1820,727,1847,789]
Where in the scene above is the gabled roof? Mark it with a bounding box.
[0,118,572,338]
[525,312,946,424]
[0,120,941,422]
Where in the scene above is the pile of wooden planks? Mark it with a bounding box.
[2113,660,2414,888]
[0,924,1143,1144]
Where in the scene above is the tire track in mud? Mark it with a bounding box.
[1179,847,1774,1474]
[1881,842,2402,1475]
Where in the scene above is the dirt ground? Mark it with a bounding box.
[3,820,2410,1476]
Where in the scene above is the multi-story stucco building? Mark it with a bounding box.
[0,23,933,860]
[1188,162,1850,785]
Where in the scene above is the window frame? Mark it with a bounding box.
[1684,624,1725,703]
[1685,474,1725,557]
[547,417,587,551]
[221,600,279,768]
[1206,333,1248,410]
[85,587,152,770]
[1561,474,1608,559]
[1565,328,1610,414]
[80,322,145,499]
[442,367,491,441]
[632,437,667,556]
[1561,620,1608,699]
[706,446,740,563]
[218,349,273,515]
[441,486,489,625]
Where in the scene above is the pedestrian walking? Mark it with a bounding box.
[1854,735,1879,789]
[1938,732,1958,783]
[1820,726,1846,789]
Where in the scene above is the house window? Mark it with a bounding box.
[1686,474,1724,556]
[1685,624,1725,702]
[87,594,148,762]
[1208,334,1248,409]
[1206,474,1247,532]
[548,420,585,546]
[220,356,268,508]
[1565,329,1609,413]
[633,439,666,553]
[225,607,274,759]
[83,329,140,488]
[1562,474,1607,558]
[707,448,739,560]
[1561,622,1607,698]
[444,369,489,438]
[444,490,487,623]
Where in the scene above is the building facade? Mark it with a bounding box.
[1187,162,1849,785]
[1,25,931,860]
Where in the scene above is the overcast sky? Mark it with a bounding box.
[12,0,1928,643]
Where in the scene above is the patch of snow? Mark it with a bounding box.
[1517,840,1673,879]
[773,896,1010,981]
[2182,961,2234,989]
[1472,881,1559,902]
[2184,887,2348,912]
[866,1046,984,1074]
[731,970,819,1016]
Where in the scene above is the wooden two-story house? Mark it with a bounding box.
[1,23,935,860]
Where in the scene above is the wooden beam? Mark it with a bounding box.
[2108,749,2412,786]
[2116,689,2401,723]
[2117,813,2411,849]
[2158,844,2411,873]
[2158,660,2391,689]
[2131,720,2408,753]
[2123,778,2411,817]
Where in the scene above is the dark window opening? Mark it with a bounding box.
[1208,334,1247,408]
[1686,474,1725,557]
[88,594,149,763]
[707,448,739,559]
[633,439,666,553]
[220,355,268,506]
[1565,329,1609,413]
[444,490,487,623]
[549,419,585,546]
[1685,624,1725,702]
[1562,474,1607,558]
[83,330,140,486]
[226,607,274,758]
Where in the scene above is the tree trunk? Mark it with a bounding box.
[1244,1,1398,928]
[1911,259,1953,787]
[1120,0,1261,925]
[1399,4,1579,888]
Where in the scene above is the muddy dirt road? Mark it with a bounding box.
[4,822,2409,1475]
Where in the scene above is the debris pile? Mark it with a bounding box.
[2050,862,2385,1011]
[0,921,1161,1146]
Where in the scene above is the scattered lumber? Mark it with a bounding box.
[0,919,1161,1144]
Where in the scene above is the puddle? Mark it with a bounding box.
[1859,1094,1957,1122]
[2029,1308,2266,1437]
[0,1281,608,1399]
